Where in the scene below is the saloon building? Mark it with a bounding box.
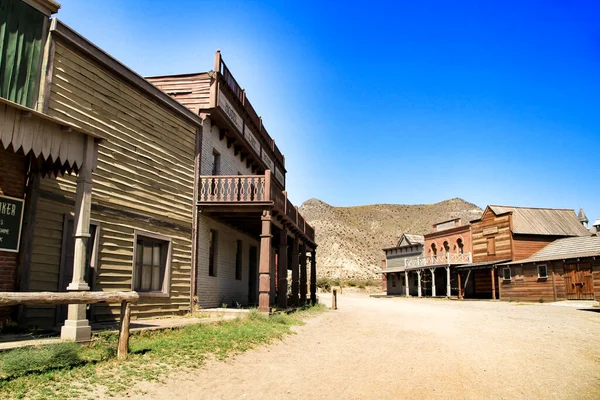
[0,0,316,341]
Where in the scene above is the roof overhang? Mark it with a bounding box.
[455,259,511,270]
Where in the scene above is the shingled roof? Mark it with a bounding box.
[487,206,590,236]
[502,236,600,265]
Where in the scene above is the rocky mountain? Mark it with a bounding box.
[299,198,483,280]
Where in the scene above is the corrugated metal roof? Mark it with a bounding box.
[488,205,590,236]
[501,236,600,265]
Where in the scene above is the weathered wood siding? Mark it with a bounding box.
[147,74,211,115]
[471,210,512,263]
[512,234,557,260]
[26,39,197,328]
[500,264,557,302]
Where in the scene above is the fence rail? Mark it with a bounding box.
[405,252,472,268]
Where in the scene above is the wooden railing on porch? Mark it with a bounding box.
[198,171,315,242]
[405,252,472,268]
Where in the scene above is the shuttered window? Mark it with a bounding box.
[0,0,45,107]
[487,237,496,256]
[134,234,170,293]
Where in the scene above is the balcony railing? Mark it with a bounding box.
[405,252,472,268]
[198,171,315,242]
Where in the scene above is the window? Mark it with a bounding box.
[443,241,450,253]
[503,267,511,281]
[457,238,464,255]
[537,264,548,279]
[431,243,437,256]
[212,150,221,175]
[487,237,496,256]
[235,240,243,280]
[209,229,218,277]
[133,232,171,295]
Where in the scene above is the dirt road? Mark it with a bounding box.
[123,294,600,399]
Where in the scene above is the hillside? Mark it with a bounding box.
[299,198,483,279]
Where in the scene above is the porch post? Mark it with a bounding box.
[290,237,299,306]
[404,271,409,297]
[277,228,288,309]
[299,243,307,305]
[61,136,95,342]
[491,267,496,300]
[258,210,273,312]
[458,272,463,299]
[430,268,436,297]
[417,270,422,297]
[310,248,317,304]
[446,266,451,297]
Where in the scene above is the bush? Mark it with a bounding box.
[0,342,82,378]
[316,277,332,292]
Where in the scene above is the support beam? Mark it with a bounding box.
[417,270,422,297]
[491,267,496,300]
[258,210,272,312]
[430,268,436,297]
[458,272,463,299]
[61,136,95,342]
[277,228,288,309]
[405,272,409,297]
[299,243,307,305]
[446,266,451,297]
[290,237,299,306]
[310,249,317,304]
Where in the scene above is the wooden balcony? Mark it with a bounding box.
[198,171,315,244]
[405,253,472,269]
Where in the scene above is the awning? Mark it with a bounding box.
[0,97,103,175]
[454,259,511,270]
[379,267,407,274]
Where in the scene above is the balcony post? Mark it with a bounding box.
[258,210,272,312]
[491,267,496,300]
[417,270,422,297]
[405,271,409,297]
[446,266,451,297]
[290,237,299,306]
[299,243,307,305]
[310,248,317,304]
[430,267,436,297]
[264,170,272,201]
[277,228,288,309]
[214,49,221,72]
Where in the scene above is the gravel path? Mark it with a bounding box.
[121,294,600,400]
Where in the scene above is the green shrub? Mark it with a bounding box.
[0,342,82,378]
[316,277,332,292]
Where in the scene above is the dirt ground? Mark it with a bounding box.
[119,293,600,400]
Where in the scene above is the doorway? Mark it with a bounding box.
[564,263,594,300]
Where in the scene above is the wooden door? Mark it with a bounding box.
[564,263,594,300]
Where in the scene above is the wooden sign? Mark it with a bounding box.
[436,220,457,231]
[243,125,261,155]
[261,149,275,171]
[483,226,499,236]
[0,195,25,253]
[275,167,285,186]
[217,89,243,133]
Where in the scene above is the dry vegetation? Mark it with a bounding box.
[299,197,482,279]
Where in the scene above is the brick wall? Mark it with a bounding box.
[0,147,27,322]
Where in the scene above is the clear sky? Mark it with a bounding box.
[56,0,600,223]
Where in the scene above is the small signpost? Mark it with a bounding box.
[0,195,25,253]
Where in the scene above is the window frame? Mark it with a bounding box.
[131,230,172,298]
[503,266,511,281]
[537,264,548,279]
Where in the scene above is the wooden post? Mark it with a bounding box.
[446,266,451,297]
[310,249,317,304]
[258,210,272,312]
[458,272,463,299]
[299,243,307,305]
[332,289,337,310]
[417,270,422,297]
[430,268,436,297]
[290,238,299,306]
[551,262,557,302]
[405,271,409,297]
[491,268,496,300]
[277,228,288,309]
[117,302,132,360]
[264,170,272,201]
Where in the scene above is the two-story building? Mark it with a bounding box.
[381,234,424,295]
[458,205,590,300]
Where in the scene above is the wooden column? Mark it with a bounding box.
[417,270,422,297]
[290,237,299,306]
[299,243,307,305]
[446,266,451,297]
[430,268,436,297]
[458,272,463,299]
[404,271,409,297]
[61,136,95,342]
[258,210,272,312]
[491,267,496,300]
[551,262,557,302]
[310,248,317,304]
[277,228,288,309]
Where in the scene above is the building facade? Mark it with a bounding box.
[382,234,424,295]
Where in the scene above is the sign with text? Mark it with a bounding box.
[275,167,285,186]
[0,195,25,253]
[244,125,261,155]
[261,149,275,171]
[218,89,243,133]
[483,226,499,236]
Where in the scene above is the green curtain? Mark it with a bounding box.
[0,0,45,108]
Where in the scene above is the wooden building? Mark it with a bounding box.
[1,0,316,341]
[498,236,600,302]
[458,205,591,300]
[381,234,424,296]
[147,52,317,312]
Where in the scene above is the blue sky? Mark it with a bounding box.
[57,0,600,223]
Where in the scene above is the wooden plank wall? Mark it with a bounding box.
[500,264,557,303]
[146,74,211,115]
[592,260,600,302]
[26,39,197,328]
[512,235,557,260]
[471,210,512,262]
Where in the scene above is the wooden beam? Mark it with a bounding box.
[0,291,139,306]
[118,302,132,359]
